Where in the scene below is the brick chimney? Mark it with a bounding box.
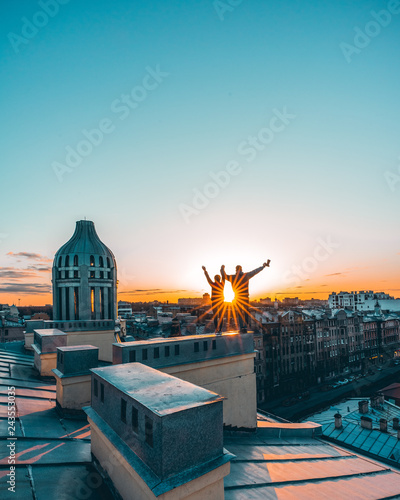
[380,418,387,433]
[358,400,368,414]
[334,413,342,429]
[361,416,373,430]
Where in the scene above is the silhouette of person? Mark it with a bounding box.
[221,261,270,333]
[202,266,225,333]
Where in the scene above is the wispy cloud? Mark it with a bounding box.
[6,252,52,262]
[119,289,187,295]
[0,283,51,294]
[325,272,344,277]
[27,265,52,272]
[0,268,37,279]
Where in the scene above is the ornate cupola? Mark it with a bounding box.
[52,220,117,322]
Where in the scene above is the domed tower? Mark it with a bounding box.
[52,220,117,322]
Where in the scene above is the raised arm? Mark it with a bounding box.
[247,262,270,279]
[220,265,230,282]
[202,266,214,287]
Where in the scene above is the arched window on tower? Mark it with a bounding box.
[99,256,104,268]
[106,257,111,268]
[65,255,70,267]
[74,255,78,266]
[90,255,95,267]
[58,256,62,267]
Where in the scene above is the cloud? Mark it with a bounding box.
[27,265,52,272]
[325,272,344,277]
[119,289,187,295]
[0,283,51,294]
[0,268,37,279]
[7,252,52,262]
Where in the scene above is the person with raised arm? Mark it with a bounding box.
[221,261,270,333]
[202,266,225,333]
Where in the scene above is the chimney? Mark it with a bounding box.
[334,413,342,429]
[361,416,373,430]
[358,400,368,414]
[397,429,400,440]
[370,394,380,409]
[393,418,399,430]
[377,392,385,406]
[380,418,388,433]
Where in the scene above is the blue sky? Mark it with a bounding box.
[1,0,399,304]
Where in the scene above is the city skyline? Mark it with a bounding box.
[1,1,399,306]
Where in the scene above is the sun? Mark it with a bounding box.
[224,281,235,303]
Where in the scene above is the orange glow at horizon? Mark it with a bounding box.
[1,262,400,306]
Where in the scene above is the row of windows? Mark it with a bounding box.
[127,339,217,363]
[58,255,112,268]
[57,270,113,279]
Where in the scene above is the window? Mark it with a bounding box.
[129,350,136,362]
[91,288,95,319]
[145,416,153,447]
[154,347,160,359]
[142,349,148,361]
[212,340,216,350]
[74,270,79,278]
[74,287,79,320]
[65,255,69,267]
[106,257,111,268]
[94,379,98,397]
[73,255,78,266]
[165,346,170,357]
[90,270,95,278]
[175,344,180,355]
[5,329,8,336]
[203,341,208,351]
[194,342,199,353]
[100,383,104,403]
[90,255,95,267]
[100,271,104,279]
[99,256,104,267]
[132,407,138,434]
[58,256,62,267]
[121,399,127,423]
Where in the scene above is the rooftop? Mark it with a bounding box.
[307,398,400,467]
[91,363,224,416]
[33,328,66,337]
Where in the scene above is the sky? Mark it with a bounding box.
[0,0,399,306]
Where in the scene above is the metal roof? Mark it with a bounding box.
[54,220,116,264]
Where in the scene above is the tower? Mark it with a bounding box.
[52,220,117,322]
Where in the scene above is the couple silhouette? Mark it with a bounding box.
[202,261,270,333]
